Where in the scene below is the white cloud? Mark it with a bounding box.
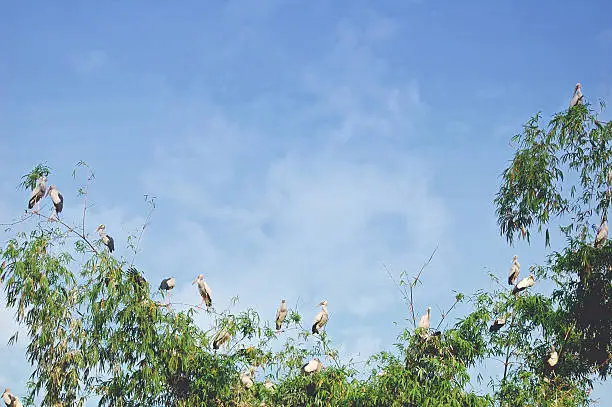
[132,10,452,369]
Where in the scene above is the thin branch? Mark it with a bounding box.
[502,307,518,383]
[435,295,461,331]
[129,196,156,269]
[412,245,439,288]
[409,245,439,329]
[383,263,408,301]
[80,163,93,238]
[0,212,36,227]
[30,211,98,254]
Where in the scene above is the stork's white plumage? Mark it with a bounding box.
[418,307,431,330]
[240,366,256,389]
[569,83,583,108]
[263,378,275,390]
[547,345,559,368]
[512,275,535,294]
[46,185,64,215]
[2,388,23,407]
[192,274,212,309]
[595,219,608,248]
[213,329,230,350]
[311,300,328,334]
[508,255,520,285]
[301,357,323,374]
[275,299,288,332]
[28,176,47,211]
[96,224,115,253]
[489,317,506,333]
[159,277,176,303]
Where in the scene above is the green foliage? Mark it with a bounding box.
[20,164,51,191]
[3,104,611,407]
[494,94,612,383]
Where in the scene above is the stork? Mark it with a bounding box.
[512,275,535,294]
[508,255,520,286]
[159,277,176,303]
[311,300,328,334]
[2,388,23,407]
[96,224,115,253]
[192,274,212,309]
[275,299,287,332]
[28,175,47,212]
[569,83,583,108]
[301,357,323,374]
[263,378,275,390]
[213,329,230,350]
[595,215,608,248]
[417,307,431,339]
[46,185,64,216]
[547,345,559,368]
[489,317,506,333]
[240,366,256,389]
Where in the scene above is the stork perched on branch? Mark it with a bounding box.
[28,175,47,212]
[489,317,506,333]
[301,357,323,374]
[96,224,115,253]
[193,274,212,310]
[512,275,535,294]
[213,329,230,350]
[508,255,520,286]
[2,388,23,407]
[263,378,275,390]
[159,277,175,304]
[275,299,287,332]
[46,185,63,216]
[595,215,608,248]
[547,345,559,368]
[569,83,583,108]
[240,366,256,389]
[312,300,328,334]
[418,307,431,339]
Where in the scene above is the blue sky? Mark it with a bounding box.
[1,0,611,404]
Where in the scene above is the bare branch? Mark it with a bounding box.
[129,195,157,269]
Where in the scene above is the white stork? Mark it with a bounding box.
[489,317,506,333]
[508,255,520,286]
[547,345,559,368]
[311,300,328,334]
[96,224,115,253]
[275,299,288,332]
[512,275,535,294]
[2,388,23,407]
[240,366,256,389]
[46,185,64,216]
[263,378,275,390]
[28,175,47,212]
[159,277,176,303]
[192,274,212,309]
[213,329,230,350]
[418,307,431,329]
[301,357,323,374]
[595,217,608,248]
[569,83,583,108]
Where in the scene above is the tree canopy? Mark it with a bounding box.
[1,92,610,406]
